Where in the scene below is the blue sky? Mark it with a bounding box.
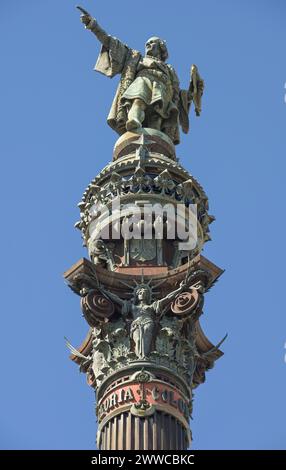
[0,0,285,449]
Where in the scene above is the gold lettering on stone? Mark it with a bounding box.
[118,388,124,403]
[151,386,160,400]
[124,387,135,401]
[109,393,118,408]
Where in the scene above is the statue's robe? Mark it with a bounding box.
[94,37,191,144]
[122,300,162,358]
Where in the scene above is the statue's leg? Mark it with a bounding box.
[132,328,140,358]
[126,99,146,131]
[143,323,154,357]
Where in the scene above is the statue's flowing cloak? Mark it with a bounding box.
[94,37,191,144]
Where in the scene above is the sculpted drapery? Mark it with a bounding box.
[79,10,203,144]
[94,36,190,144]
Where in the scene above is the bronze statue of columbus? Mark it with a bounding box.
[77,6,204,144]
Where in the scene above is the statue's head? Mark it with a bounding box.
[135,285,152,304]
[93,239,105,253]
[145,37,168,62]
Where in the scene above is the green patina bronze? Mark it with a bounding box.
[77,6,204,144]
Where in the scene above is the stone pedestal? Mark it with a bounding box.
[113,128,176,161]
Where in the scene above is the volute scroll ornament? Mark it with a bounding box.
[171,288,199,317]
[81,289,115,326]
